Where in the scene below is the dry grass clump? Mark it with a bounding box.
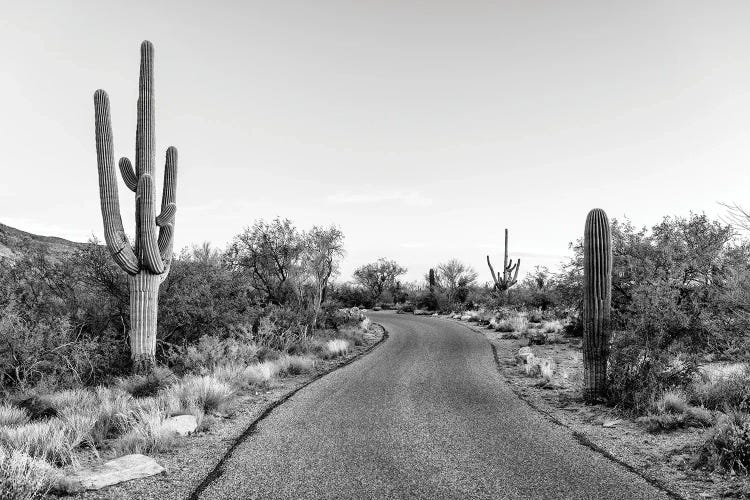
[0,420,80,466]
[524,357,555,383]
[163,375,234,414]
[0,447,60,500]
[637,390,714,433]
[541,320,563,334]
[0,404,29,428]
[112,405,175,456]
[495,314,528,334]
[325,339,349,358]
[274,355,316,376]
[213,361,277,388]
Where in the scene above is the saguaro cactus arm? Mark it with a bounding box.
[118,158,138,192]
[157,146,177,266]
[137,174,165,274]
[94,90,140,275]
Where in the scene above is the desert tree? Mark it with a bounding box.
[352,258,407,303]
[226,218,304,305]
[302,225,345,329]
[436,258,478,305]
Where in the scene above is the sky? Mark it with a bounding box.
[1,1,750,284]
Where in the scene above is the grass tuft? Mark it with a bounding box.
[163,375,234,414]
[0,404,29,428]
[325,339,349,358]
[0,447,59,500]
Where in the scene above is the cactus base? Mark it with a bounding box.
[128,272,160,375]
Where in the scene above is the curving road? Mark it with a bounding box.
[195,311,669,500]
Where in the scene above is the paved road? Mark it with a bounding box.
[196,312,669,500]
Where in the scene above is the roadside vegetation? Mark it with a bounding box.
[0,217,379,498]
[336,211,750,480]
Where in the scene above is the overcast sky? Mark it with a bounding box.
[2,1,749,283]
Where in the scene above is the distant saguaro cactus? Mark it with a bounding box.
[487,229,520,297]
[582,208,612,403]
[93,41,178,374]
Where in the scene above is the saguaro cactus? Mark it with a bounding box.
[487,228,520,297]
[582,208,612,403]
[93,41,178,374]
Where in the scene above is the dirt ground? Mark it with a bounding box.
[445,316,750,500]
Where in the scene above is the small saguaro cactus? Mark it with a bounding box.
[93,41,178,374]
[487,228,520,297]
[582,208,612,403]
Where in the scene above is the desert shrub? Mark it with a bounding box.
[608,332,698,415]
[696,411,750,474]
[689,371,750,411]
[163,375,234,414]
[0,404,29,428]
[167,335,258,375]
[396,303,415,314]
[0,448,59,500]
[115,366,177,398]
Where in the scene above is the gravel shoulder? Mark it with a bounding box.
[443,315,750,500]
[76,324,385,500]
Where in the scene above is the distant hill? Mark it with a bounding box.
[0,223,88,262]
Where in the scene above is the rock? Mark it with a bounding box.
[58,454,165,493]
[162,414,198,436]
[431,313,438,317]
[460,314,472,321]
[515,347,535,365]
[602,419,621,428]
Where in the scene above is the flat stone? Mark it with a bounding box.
[162,414,198,436]
[602,419,621,428]
[58,454,165,493]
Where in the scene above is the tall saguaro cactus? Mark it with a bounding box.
[487,228,520,297]
[93,41,178,374]
[582,208,612,403]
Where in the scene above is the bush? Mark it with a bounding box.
[608,327,698,414]
[115,366,177,398]
[696,411,750,474]
[689,371,750,411]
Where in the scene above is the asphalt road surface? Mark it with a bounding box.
[196,311,670,500]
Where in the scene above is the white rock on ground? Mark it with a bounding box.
[58,454,165,493]
[515,347,535,365]
[162,414,198,436]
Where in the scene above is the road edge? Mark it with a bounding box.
[187,322,390,500]
[444,316,686,500]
